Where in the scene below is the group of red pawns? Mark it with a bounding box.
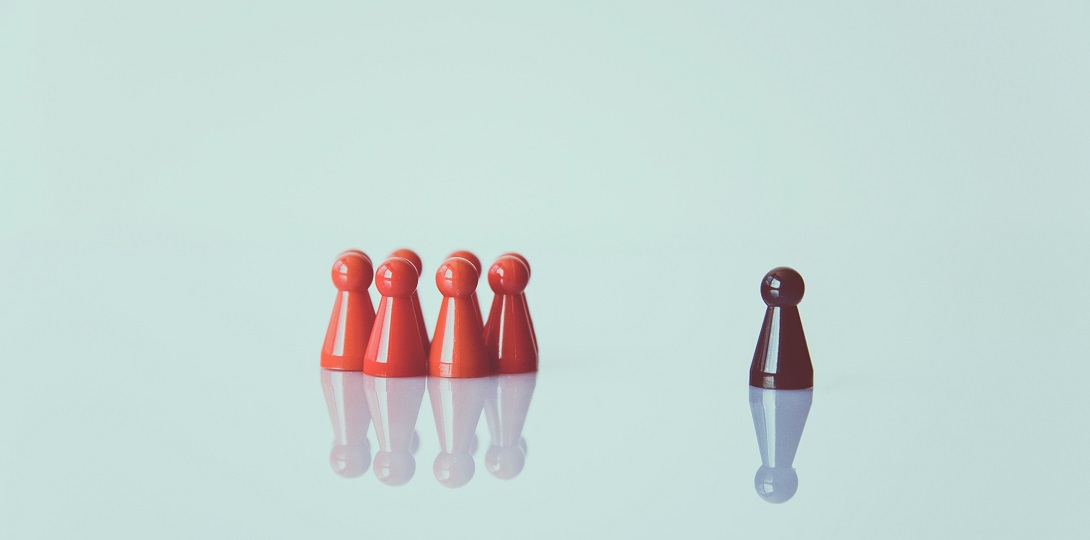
[320,249,538,378]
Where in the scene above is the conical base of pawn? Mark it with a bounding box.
[750,306,813,389]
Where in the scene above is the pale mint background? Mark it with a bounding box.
[1,2,1088,538]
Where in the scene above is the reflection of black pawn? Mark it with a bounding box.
[321,369,371,478]
[484,373,537,479]
[750,267,813,389]
[750,386,813,503]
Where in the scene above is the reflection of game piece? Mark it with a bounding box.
[498,252,536,352]
[749,386,813,503]
[389,248,429,354]
[447,250,484,325]
[484,255,538,373]
[750,267,813,389]
[484,373,537,479]
[363,374,426,486]
[428,376,494,488]
[321,252,376,371]
[430,257,494,378]
[321,369,371,478]
[364,257,428,377]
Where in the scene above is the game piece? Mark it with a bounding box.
[484,373,537,479]
[321,251,376,371]
[363,257,428,377]
[447,250,484,325]
[389,248,430,354]
[484,255,538,373]
[428,376,494,488]
[321,369,371,478]
[750,267,813,389]
[364,374,426,486]
[430,257,494,378]
[499,252,536,352]
[749,386,813,503]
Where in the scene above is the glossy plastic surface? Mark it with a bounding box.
[484,255,538,374]
[750,267,814,389]
[749,387,813,503]
[447,250,484,326]
[320,252,376,371]
[363,375,426,486]
[499,252,536,352]
[483,373,537,479]
[430,257,494,378]
[429,376,493,488]
[389,248,430,354]
[363,258,428,377]
[320,369,372,478]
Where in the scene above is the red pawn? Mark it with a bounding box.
[500,252,536,353]
[430,257,494,378]
[389,248,430,355]
[321,252,376,371]
[447,250,484,326]
[485,255,538,373]
[364,258,428,377]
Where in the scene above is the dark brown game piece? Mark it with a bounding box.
[750,267,813,390]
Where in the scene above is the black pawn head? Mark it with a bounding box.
[761,267,804,307]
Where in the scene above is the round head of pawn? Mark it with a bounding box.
[389,248,423,274]
[331,252,374,292]
[447,250,482,274]
[754,465,799,503]
[484,444,526,480]
[372,450,416,487]
[760,267,805,307]
[433,452,475,488]
[488,255,530,294]
[329,440,370,478]
[436,257,479,298]
[375,257,419,298]
[499,252,531,278]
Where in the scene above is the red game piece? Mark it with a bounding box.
[428,376,494,488]
[484,255,538,373]
[364,374,426,486]
[320,369,371,478]
[447,250,484,326]
[484,373,537,479]
[750,267,813,390]
[499,252,536,352]
[363,257,428,377]
[320,251,376,371]
[389,248,430,355]
[430,257,494,378]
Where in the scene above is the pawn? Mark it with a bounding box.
[363,374,425,486]
[321,251,376,371]
[363,257,428,377]
[389,248,430,355]
[499,252,536,352]
[484,373,537,479]
[750,267,813,389]
[320,369,371,478]
[430,257,494,378]
[750,386,813,503]
[447,250,484,326]
[484,255,538,373]
[429,376,494,488]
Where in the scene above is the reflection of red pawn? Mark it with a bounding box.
[321,252,376,371]
[321,369,371,478]
[429,377,493,488]
[389,248,429,355]
[485,255,538,373]
[364,258,428,378]
[430,257,494,378]
[364,374,425,486]
[447,250,484,326]
[484,373,537,479]
[500,252,536,353]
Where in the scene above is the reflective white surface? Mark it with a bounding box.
[2,1,1090,538]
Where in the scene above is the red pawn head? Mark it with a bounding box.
[488,255,530,295]
[321,252,377,371]
[447,250,482,275]
[375,257,419,298]
[499,252,531,278]
[430,257,493,378]
[389,248,423,275]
